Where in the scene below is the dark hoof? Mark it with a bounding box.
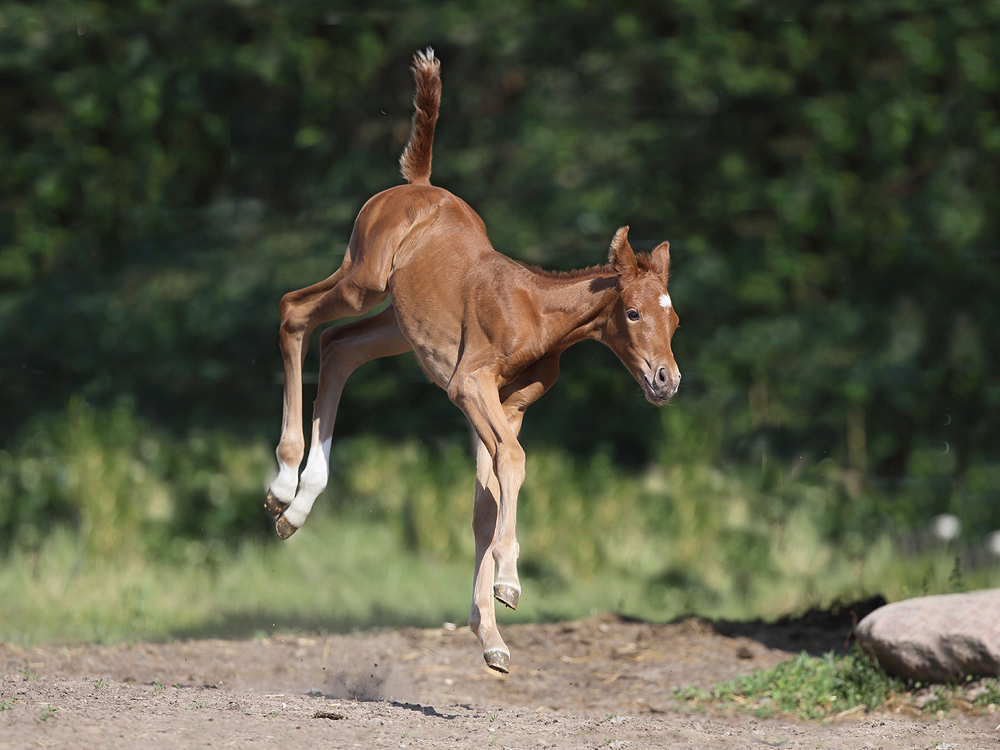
[494,583,519,610]
[264,489,289,516]
[275,514,298,540]
[484,648,510,674]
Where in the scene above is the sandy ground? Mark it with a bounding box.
[2,603,999,749]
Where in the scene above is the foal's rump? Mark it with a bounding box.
[349,184,489,268]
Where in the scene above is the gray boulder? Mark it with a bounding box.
[856,589,1000,682]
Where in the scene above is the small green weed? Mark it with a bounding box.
[971,678,1000,710]
[1,698,17,710]
[918,686,956,715]
[93,678,104,689]
[38,705,58,722]
[675,647,903,720]
[915,677,1000,715]
[19,663,38,681]
[152,679,164,693]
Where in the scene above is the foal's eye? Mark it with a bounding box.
[626,309,640,322]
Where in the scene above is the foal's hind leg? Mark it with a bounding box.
[267,267,351,515]
[267,258,388,516]
[274,306,412,538]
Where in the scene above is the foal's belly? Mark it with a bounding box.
[388,277,462,390]
[387,240,514,392]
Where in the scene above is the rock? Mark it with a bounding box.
[856,589,1000,682]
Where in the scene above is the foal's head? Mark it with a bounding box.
[605,227,681,406]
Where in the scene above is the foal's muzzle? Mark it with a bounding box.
[642,366,680,405]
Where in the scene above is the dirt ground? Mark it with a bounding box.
[2,601,998,749]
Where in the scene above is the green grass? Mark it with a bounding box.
[1,476,997,647]
[1,401,999,647]
[673,650,1000,719]
[0,517,469,645]
[674,649,904,719]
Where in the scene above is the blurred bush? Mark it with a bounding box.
[0,399,997,628]
[0,398,273,558]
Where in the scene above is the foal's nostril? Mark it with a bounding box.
[655,367,669,387]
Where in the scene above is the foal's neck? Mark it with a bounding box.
[527,267,619,349]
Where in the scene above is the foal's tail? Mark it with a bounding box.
[399,49,441,186]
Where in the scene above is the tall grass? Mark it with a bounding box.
[1,400,998,646]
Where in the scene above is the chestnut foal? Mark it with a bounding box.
[265,50,680,672]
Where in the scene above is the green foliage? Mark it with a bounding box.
[2,396,999,585]
[914,677,1000,715]
[678,660,1000,719]
[0,0,387,288]
[0,0,997,491]
[971,679,1000,711]
[2,402,998,647]
[675,648,905,719]
[334,436,475,560]
[0,397,273,557]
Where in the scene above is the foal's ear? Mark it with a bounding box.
[609,226,638,282]
[649,241,670,282]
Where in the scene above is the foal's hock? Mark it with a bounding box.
[266,49,681,672]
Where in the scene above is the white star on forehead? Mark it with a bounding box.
[659,293,672,309]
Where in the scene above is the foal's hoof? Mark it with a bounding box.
[493,583,520,610]
[483,648,510,674]
[275,514,298,540]
[264,489,290,516]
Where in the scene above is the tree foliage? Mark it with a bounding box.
[1,0,998,512]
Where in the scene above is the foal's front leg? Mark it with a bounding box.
[489,357,560,611]
[451,377,528,672]
[487,409,529,612]
[470,440,509,671]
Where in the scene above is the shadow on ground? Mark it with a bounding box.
[708,595,887,656]
[169,595,887,659]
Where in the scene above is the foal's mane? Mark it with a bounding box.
[522,263,613,281]
[519,251,660,283]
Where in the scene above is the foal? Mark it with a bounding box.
[266,49,680,672]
